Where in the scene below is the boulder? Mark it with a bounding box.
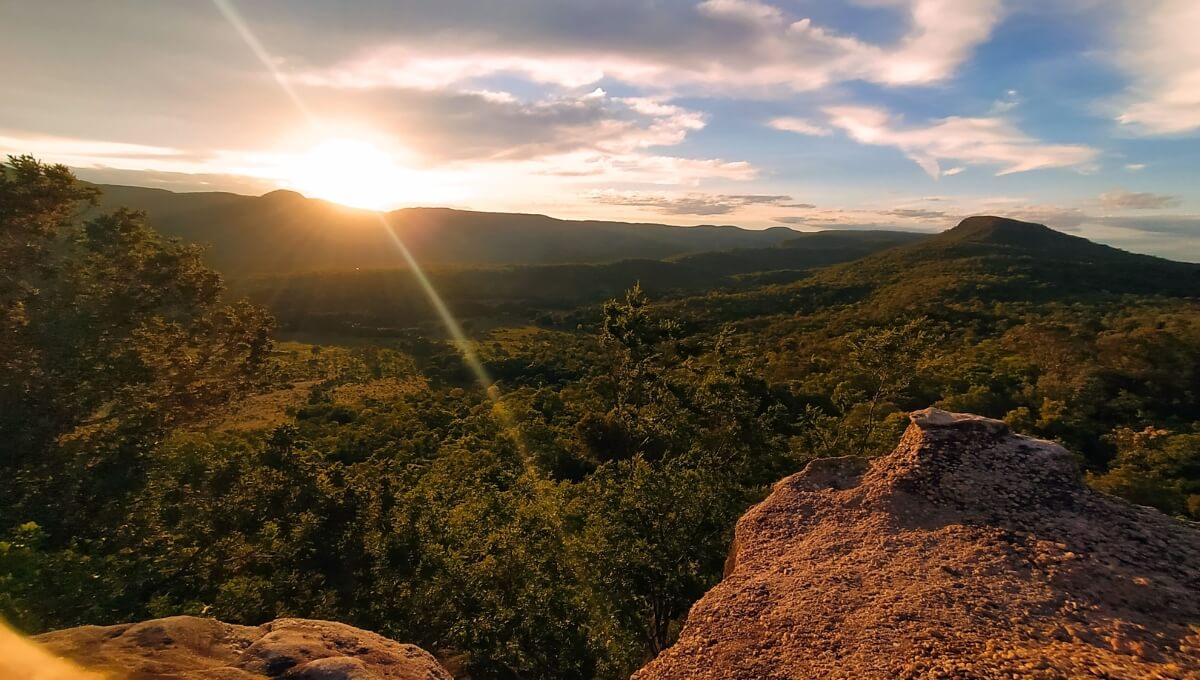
[636,408,1200,679]
[34,616,451,680]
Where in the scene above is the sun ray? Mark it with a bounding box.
[209,0,532,467]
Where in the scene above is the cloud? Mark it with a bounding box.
[767,194,1200,259]
[771,204,959,230]
[861,0,1004,85]
[3,76,754,194]
[1093,214,1200,235]
[589,191,803,215]
[307,88,709,164]
[988,205,1090,230]
[535,153,757,184]
[820,106,1099,177]
[1097,190,1181,210]
[769,117,832,136]
[882,208,957,221]
[0,131,249,177]
[1113,0,1200,134]
[698,0,784,25]
[1124,163,1147,172]
[70,166,279,195]
[772,198,1109,236]
[291,0,1004,95]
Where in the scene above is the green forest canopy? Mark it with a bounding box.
[3,158,1199,679]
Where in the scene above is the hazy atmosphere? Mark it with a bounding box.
[3,2,1200,679]
[3,0,1199,258]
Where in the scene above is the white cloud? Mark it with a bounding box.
[611,97,708,150]
[855,0,1004,85]
[306,87,716,166]
[698,0,784,25]
[0,133,192,167]
[820,106,1099,177]
[1124,163,1147,172]
[292,0,1003,95]
[990,89,1020,114]
[1113,0,1200,134]
[769,117,833,136]
[294,49,624,91]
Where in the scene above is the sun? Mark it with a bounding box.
[282,138,413,211]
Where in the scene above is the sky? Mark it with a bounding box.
[2,0,1199,259]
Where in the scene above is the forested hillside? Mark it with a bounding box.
[90,184,810,274]
[235,231,923,336]
[4,161,1199,679]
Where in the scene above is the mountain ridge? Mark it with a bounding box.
[87,183,812,275]
[808,215,1200,304]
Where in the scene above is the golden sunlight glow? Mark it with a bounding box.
[281,138,428,211]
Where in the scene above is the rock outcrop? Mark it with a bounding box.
[34,616,452,680]
[636,408,1200,679]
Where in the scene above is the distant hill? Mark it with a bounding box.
[821,215,1200,303]
[665,216,1200,325]
[239,232,926,334]
[90,184,819,275]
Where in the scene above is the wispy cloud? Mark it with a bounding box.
[1095,214,1200,235]
[311,88,711,164]
[1098,190,1181,210]
[291,0,1003,95]
[819,106,1099,177]
[1112,0,1200,134]
[768,117,832,136]
[0,133,195,167]
[589,191,805,215]
[698,0,784,25]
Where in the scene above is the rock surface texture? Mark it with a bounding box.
[636,408,1200,679]
[35,616,452,680]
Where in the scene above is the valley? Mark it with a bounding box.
[4,166,1199,678]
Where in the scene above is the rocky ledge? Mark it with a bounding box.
[636,408,1200,679]
[34,616,451,680]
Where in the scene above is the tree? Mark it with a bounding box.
[1090,426,1200,518]
[0,156,273,536]
[796,317,939,459]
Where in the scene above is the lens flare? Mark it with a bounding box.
[211,0,532,467]
[210,0,313,124]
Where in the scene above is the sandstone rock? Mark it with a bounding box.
[34,616,452,680]
[636,408,1200,679]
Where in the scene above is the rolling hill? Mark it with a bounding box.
[665,215,1200,326]
[237,229,926,335]
[90,184,821,275]
[818,215,1200,304]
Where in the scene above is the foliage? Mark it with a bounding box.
[3,164,1200,678]
[1090,426,1200,517]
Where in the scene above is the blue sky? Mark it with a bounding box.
[2,0,1199,258]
